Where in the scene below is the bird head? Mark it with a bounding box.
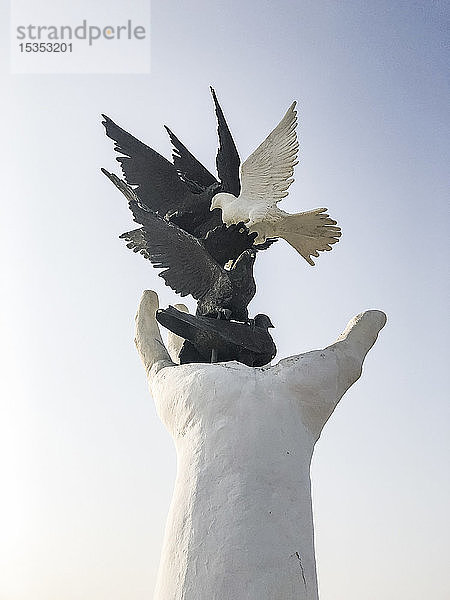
[254,314,275,329]
[210,192,234,211]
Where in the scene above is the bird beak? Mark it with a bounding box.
[268,319,275,328]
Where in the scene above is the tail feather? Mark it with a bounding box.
[273,208,341,266]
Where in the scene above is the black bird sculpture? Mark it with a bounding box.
[102,172,257,322]
[101,169,272,267]
[166,87,241,198]
[156,306,277,367]
[102,87,241,239]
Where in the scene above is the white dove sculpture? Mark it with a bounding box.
[210,102,341,266]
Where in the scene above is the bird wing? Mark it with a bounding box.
[157,307,273,354]
[239,102,299,214]
[102,168,166,229]
[211,88,241,197]
[120,224,232,301]
[164,125,218,192]
[102,114,196,216]
[107,177,232,300]
[103,167,224,243]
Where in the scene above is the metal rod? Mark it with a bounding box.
[210,312,222,363]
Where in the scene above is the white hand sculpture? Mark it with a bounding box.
[135,290,386,600]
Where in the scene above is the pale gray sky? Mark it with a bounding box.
[1,1,449,599]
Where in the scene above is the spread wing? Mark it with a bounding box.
[102,168,224,242]
[120,224,232,301]
[164,125,218,192]
[102,114,196,216]
[102,168,163,228]
[157,306,273,354]
[239,102,299,212]
[211,88,241,197]
[106,177,232,300]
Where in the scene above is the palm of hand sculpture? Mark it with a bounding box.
[210,102,342,265]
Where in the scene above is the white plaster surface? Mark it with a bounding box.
[134,291,386,600]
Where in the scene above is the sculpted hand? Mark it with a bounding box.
[134,290,386,600]
[134,289,386,438]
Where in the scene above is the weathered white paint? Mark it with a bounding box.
[135,291,386,600]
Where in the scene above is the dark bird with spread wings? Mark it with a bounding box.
[156,306,277,367]
[102,171,257,322]
[102,87,243,239]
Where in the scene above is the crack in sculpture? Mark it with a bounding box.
[294,551,307,590]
